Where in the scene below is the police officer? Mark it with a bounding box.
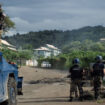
[69,58,84,101]
[92,55,104,99]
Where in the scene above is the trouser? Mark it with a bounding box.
[93,76,102,99]
[70,79,83,98]
[0,24,3,30]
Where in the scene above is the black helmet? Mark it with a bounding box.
[95,55,102,62]
[73,58,80,64]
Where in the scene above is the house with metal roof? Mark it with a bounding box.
[34,44,61,58]
[0,39,17,51]
[46,44,61,56]
[34,47,51,58]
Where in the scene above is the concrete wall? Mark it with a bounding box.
[26,59,38,66]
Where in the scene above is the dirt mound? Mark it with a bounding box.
[28,78,69,84]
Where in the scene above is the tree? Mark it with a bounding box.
[4,16,15,32]
[62,41,81,53]
[0,4,15,47]
[0,4,15,33]
[81,40,94,51]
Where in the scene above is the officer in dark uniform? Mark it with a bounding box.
[92,55,104,99]
[69,58,84,101]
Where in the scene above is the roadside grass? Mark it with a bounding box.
[97,99,104,104]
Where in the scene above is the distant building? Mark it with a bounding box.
[0,39,17,51]
[34,44,61,58]
[34,47,51,58]
[46,44,61,56]
[26,59,38,66]
[100,38,105,41]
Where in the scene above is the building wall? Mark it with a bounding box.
[54,49,61,56]
[44,51,51,58]
[46,47,61,56]
[34,50,51,58]
[34,45,61,58]
[26,59,38,66]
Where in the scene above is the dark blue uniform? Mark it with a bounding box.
[69,64,83,100]
[70,65,83,80]
[92,62,104,99]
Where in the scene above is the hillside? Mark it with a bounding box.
[3,26,105,51]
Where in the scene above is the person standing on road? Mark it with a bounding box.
[92,55,104,100]
[69,58,84,101]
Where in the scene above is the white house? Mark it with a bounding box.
[34,47,51,58]
[34,44,61,58]
[0,39,17,51]
[46,44,61,56]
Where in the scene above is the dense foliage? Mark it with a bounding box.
[1,49,32,62]
[3,26,105,51]
[62,40,105,53]
[4,16,15,32]
[38,51,105,70]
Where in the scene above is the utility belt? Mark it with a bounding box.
[93,75,103,81]
[71,78,82,81]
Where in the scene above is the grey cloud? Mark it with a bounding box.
[1,0,105,34]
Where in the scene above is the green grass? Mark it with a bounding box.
[97,99,104,104]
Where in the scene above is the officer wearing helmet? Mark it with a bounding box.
[69,58,84,101]
[92,55,104,99]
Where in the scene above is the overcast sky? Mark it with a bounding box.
[1,0,105,35]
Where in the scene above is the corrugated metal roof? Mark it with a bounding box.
[34,47,50,51]
[7,47,17,51]
[1,39,15,47]
[0,39,17,51]
[46,44,58,50]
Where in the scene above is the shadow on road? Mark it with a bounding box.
[18,96,69,103]
[18,96,100,104]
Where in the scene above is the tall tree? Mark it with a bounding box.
[0,4,15,44]
[3,16,15,32]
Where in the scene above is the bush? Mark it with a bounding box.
[1,49,32,62]
[37,51,105,70]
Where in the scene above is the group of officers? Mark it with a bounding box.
[69,55,105,101]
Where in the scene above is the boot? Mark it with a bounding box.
[69,97,73,102]
[79,96,83,101]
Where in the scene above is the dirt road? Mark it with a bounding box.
[17,66,105,105]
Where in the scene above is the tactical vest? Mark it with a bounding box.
[93,63,104,77]
[71,66,83,79]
